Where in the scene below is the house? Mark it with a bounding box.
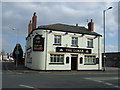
[25,12,102,71]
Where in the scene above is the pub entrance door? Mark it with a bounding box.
[71,55,78,70]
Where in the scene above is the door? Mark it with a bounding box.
[71,56,78,70]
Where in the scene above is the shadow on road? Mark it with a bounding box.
[2,62,28,71]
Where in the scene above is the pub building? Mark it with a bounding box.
[25,12,102,70]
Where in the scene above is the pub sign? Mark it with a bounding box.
[56,47,91,54]
[33,35,44,51]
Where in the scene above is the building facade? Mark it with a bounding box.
[25,12,102,70]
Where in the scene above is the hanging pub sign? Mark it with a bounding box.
[33,35,44,51]
[56,47,91,54]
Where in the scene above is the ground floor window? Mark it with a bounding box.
[50,54,64,64]
[84,56,96,64]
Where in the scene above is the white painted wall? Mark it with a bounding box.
[25,29,102,70]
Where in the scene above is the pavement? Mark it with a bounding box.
[4,62,119,74]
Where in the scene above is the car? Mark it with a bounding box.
[111,62,120,68]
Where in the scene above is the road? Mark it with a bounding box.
[1,62,119,89]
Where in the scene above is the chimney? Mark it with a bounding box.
[32,12,37,30]
[88,19,94,31]
[28,20,32,35]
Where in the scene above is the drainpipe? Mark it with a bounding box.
[45,30,48,70]
[98,36,100,70]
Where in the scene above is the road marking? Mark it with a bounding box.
[84,77,119,88]
[84,78,91,80]
[19,85,40,90]
[85,78,104,83]
[114,85,119,88]
[19,84,34,88]
[104,82,113,86]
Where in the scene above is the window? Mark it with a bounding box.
[87,39,93,48]
[66,57,69,63]
[96,58,99,64]
[80,57,83,64]
[50,54,64,64]
[54,35,61,45]
[84,56,96,64]
[71,37,78,46]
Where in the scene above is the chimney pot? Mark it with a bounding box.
[88,19,94,31]
[34,12,36,16]
[32,12,37,30]
[28,20,32,35]
[91,19,92,22]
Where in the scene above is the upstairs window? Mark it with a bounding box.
[87,39,93,48]
[54,35,61,45]
[71,37,78,46]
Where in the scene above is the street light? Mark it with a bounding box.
[103,7,112,72]
[10,26,19,68]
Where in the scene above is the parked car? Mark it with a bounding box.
[111,61,120,68]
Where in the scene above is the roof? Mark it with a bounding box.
[37,23,102,36]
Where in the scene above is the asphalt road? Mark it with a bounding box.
[1,62,119,89]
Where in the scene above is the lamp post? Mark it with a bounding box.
[103,7,112,72]
[10,27,19,68]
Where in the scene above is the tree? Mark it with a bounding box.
[12,43,23,64]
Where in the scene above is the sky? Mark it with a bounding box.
[1,1,119,53]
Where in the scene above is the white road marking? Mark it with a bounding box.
[84,78,91,80]
[84,77,119,88]
[114,85,119,88]
[104,83,113,86]
[19,84,34,88]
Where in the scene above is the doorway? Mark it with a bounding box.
[71,55,78,70]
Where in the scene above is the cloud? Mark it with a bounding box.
[106,45,118,52]
[102,44,118,52]
[2,2,118,53]
[107,32,115,37]
[2,0,120,2]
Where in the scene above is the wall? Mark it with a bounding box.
[46,30,102,70]
[25,30,46,70]
[25,29,102,70]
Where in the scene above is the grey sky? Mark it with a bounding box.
[1,2,118,53]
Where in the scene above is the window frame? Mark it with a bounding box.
[71,37,78,47]
[84,56,96,65]
[54,35,61,45]
[87,38,93,48]
[66,57,69,64]
[49,54,64,64]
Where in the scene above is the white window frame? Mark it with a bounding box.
[50,54,64,63]
[71,37,78,46]
[84,56,96,64]
[54,35,61,45]
[87,38,93,48]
